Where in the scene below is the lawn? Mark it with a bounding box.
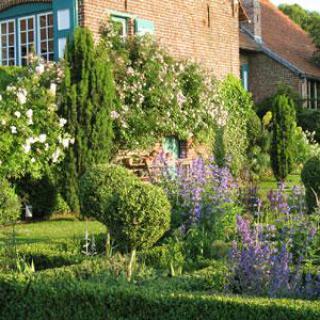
[0,217,106,248]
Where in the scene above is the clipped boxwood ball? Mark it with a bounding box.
[80,164,171,251]
[301,156,320,213]
[0,179,21,225]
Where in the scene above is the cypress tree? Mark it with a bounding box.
[270,94,296,183]
[60,28,115,213]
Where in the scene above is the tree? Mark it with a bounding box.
[59,28,115,213]
[270,95,296,183]
[279,4,320,65]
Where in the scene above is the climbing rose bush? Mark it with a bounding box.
[0,58,73,179]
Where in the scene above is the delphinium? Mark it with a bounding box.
[229,215,320,299]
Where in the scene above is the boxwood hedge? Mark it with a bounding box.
[0,266,319,320]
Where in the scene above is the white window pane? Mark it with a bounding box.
[58,9,70,31]
[0,20,15,66]
[58,37,67,59]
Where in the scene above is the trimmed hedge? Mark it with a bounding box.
[0,266,319,320]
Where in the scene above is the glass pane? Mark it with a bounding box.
[20,20,26,31]
[1,23,6,33]
[9,59,15,66]
[41,41,47,54]
[41,28,46,39]
[40,15,47,28]
[21,45,27,56]
[28,31,34,42]
[1,36,7,47]
[9,22,14,33]
[2,49,7,59]
[48,40,54,52]
[28,18,34,30]
[48,14,53,26]
[48,27,54,39]
[9,34,14,46]
[48,53,54,61]
[8,47,14,58]
[20,32,26,44]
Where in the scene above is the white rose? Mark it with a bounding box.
[22,143,31,153]
[17,88,27,105]
[38,134,47,143]
[59,118,67,127]
[14,111,21,118]
[26,109,33,118]
[35,64,45,75]
[49,83,57,96]
[31,157,36,163]
[52,148,61,163]
[10,126,17,134]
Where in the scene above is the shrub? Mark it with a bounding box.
[297,109,320,143]
[0,179,21,225]
[60,27,115,213]
[80,165,171,251]
[0,267,320,320]
[270,95,296,182]
[301,156,320,213]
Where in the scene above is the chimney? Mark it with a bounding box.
[241,0,262,43]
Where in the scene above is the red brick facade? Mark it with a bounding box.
[241,52,301,103]
[79,0,241,79]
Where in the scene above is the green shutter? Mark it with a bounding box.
[241,64,249,91]
[135,19,155,35]
[53,0,79,60]
[163,137,180,160]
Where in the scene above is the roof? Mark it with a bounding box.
[242,0,320,80]
[240,30,261,52]
[0,0,51,12]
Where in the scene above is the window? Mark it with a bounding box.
[0,20,15,66]
[240,64,249,91]
[57,9,70,31]
[19,16,35,65]
[0,11,55,66]
[163,137,188,160]
[306,80,320,109]
[111,16,128,38]
[38,12,54,62]
[58,37,66,59]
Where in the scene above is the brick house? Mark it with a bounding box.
[0,0,249,173]
[240,0,320,108]
[0,0,248,79]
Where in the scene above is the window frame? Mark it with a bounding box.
[37,11,54,62]
[0,18,16,66]
[18,14,36,66]
[111,15,129,39]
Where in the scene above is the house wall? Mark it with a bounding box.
[241,52,302,103]
[79,0,241,79]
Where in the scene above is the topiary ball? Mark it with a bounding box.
[80,164,171,251]
[301,156,320,213]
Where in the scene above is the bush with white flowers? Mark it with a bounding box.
[102,28,228,150]
[0,59,72,179]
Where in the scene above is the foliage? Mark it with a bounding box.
[297,109,320,143]
[0,58,71,180]
[59,27,115,213]
[101,26,227,151]
[0,66,21,91]
[229,215,320,299]
[1,265,320,320]
[218,75,254,175]
[301,156,320,213]
[0,179,20,225]
[279,4,320,65]
[270,95,296,182]
[80,164,171,251]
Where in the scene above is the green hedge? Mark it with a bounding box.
[0,267,319,320]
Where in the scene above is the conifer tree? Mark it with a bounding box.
[60,28,115,212]
[270,94,296,183]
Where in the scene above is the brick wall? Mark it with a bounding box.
[80,0,241,79]
[242,52,301,103]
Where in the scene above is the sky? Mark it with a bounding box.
[271,0,320,12]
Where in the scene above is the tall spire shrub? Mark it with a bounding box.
[60,28,115,212]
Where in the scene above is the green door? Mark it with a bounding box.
[163,137,180,160]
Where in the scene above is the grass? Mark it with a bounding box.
[258,173,302,199]
[0,217,106,248]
